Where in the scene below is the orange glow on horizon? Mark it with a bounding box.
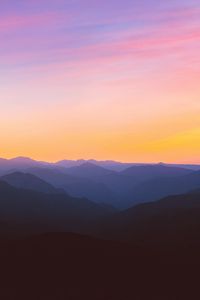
[0,1,200,163]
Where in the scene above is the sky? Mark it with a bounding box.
[0,0,200,163]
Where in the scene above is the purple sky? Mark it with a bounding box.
[0,0,200,162]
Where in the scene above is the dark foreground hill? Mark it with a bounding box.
[0,181,114,236]
[1,182,200,299]
[1,158,200,299]
[0,232,200,300]
[100,190,200,246]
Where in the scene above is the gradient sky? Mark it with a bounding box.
[0,0,200,163]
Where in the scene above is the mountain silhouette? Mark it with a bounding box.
[56,159,87,168]
[0,181,114,236]
[0,157,50,174]
[0,159,200,299]
[56,159,138,171]
[26,167,116,205]
[1,158,199,209]
[101,189,200,245]
[1,172,62,194]
[64,162,115,179]
[121,163,192,183]
[129,169,200,205]
[27,163,196,208]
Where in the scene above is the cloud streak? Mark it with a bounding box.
[0,0,200,162]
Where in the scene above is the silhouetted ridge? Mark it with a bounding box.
[0,182,114,236]
[0,156,199,208]
[101,191,200,245]
[65,162,115,179]
[121,163,191,178]
[129,169,200,205]
[1,172,62,194]
[26,167,116,205]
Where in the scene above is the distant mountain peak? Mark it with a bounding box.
[157,162,166,166]
[1,171,60,194]
[2,171,37,178]
[10,156,35,162]
[78,162,101,168]
[68,161,115,173]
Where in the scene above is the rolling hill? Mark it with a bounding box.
[1,172,61,194]
[129,170,200,205]
[26,167,116,205]
[101,189,200,245]
[0,181,114,236]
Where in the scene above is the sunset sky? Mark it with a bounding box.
[0,0,200,163]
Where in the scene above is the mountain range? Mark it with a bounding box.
[0,180,114,236]
[1,171,200,245]
[1,157,200,208]
[1,157,200,299]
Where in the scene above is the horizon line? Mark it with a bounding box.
[0,156,200,166]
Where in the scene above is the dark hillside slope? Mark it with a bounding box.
[0,232,200,299]
[0,181,113,235]
[1,172,61,194]
[129,170,200,205]
[27,167,116,205]
[102,190,200,245]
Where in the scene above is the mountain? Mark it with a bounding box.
[0,158,8,165]
[1,157,200,173]
[0,169,200,299]
[56,159,140,171]
[189,187,200,194]
[55,163,195,208]
[1,157,199,209]
[47,163,138,208]
[97,164,193,208]
[64,162,116,180]
[101,190,200,245]
[0,157,50,174]
[57,158,200,172]
[1,172,61,194]
[26,167,116,205]
[166,163,200,171]
[121,163,192,184]
[0,181,114,235]
[56,159,87,168]
[8,157,44,167]
[87,159,137,171]
[129,169,200,205]
[0,158,11,175]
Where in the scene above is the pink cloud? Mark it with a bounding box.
[1,3,199,86]
[0,11,69,32]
